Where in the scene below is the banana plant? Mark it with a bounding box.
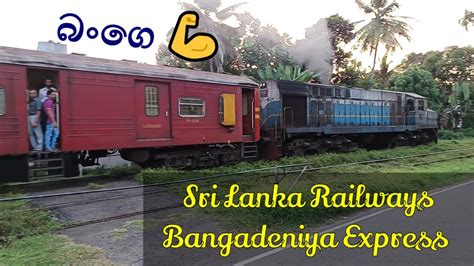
[443,82,472,128]
[257,64,318,83]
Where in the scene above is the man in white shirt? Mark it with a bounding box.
[39,79,57,103]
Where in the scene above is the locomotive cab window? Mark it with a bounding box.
[345,89,351,97]
[0,88,5,115]
[407,99,415,111]
[145,86,159,116]
[179,98,205,117]
[218,93,236,126]
[418,100,425,111]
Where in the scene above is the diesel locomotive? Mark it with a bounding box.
[258,80,438,159]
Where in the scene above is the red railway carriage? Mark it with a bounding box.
[0,46,259,182]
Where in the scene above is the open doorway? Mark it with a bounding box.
[27,68,60,151]
[282,95,307,127]
[27,69,59,95]
[242,89,254,136]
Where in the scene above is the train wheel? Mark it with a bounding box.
[286,139,308,157]
[388,134,405,148]
[418,132,429,145]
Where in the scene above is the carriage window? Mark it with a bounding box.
[0,88,5,115]
[242,94,249,116]
[218,93,236,126]
[418,100,425,111]
[145,86,159,116]
[218,96,224,123]
[179,98,205,117]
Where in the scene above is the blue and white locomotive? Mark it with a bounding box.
[259,80,438,158]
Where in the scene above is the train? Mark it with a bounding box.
[0,46,438,182]
[258,80,438,158]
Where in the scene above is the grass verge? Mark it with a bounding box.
[0,234,110,264]
[438,128,474,140]
[0,197,112,264]
[137,139,474,230]
[137,139,474,184]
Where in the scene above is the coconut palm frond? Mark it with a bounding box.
[356,0,376,14]
[379,1,399,16]
[216,2,247,20]
[179,2,203,15]
[354,0,412,73]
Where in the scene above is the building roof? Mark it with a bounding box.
[0,46,257,87]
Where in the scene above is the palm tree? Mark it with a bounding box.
[376,51,394,88]
[179,0,246,73]
[354,0,412,76]
[459,9,474,31]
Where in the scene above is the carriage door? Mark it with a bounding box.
[406,97,416,125]
[242,89,253,136]
[135,82,171,140]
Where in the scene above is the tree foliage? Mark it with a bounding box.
[154,2,473,129]
[156,0,245,73]
[390,67,440,109]
[233,14,298,79]
[443,82,473,128]
[396,46,474,95]
[354,0,412,73]
[327,14,356,84]
[156,3,299,80]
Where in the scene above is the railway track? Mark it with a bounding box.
[0,172,137,193]
[63,150,474,230]
[3,146,474,196]
[2,147,474,203]
[2,147,474,231]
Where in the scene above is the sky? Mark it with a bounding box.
[0,0,472,70]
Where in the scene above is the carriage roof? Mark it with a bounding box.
[0,46,257,87]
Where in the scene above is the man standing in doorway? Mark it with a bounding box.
[43,90,59,152]
[39,79,57,103]
[27,89,43,152]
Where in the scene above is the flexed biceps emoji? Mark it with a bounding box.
[169,11,218,61]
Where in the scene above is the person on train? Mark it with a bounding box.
[43,90,59,152]
[39,79,57,103]
[39,79,59,132]
[27,89,43,152]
